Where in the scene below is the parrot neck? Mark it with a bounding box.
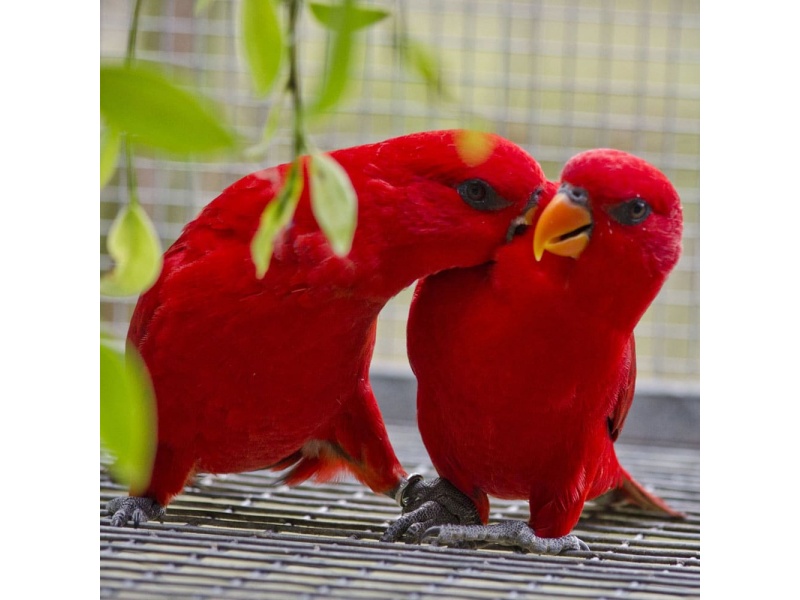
[270,158,506,302]
[496,241,658,340]
[533,254,664,338]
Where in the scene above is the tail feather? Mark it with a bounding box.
[268,450,304,473]
[614,468,685,517]
[270,442,353,487]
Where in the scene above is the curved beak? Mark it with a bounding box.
[533,189,593,261]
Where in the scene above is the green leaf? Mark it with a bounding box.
[309,152,357,255]
[100,63,237,154]
[239,0,284,97]
[399,37,447,98]
[100,126,122,189]
[251,162,305,278]
[311,0,358,114]
[100,338,157,493]
[309,1,389,31]
[101,202,163,297]
[455,130,497,167]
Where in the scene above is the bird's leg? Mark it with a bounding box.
[381,476,482,543]
[104,443,198,527]
[106,496,165,527]
[423,520,590,555]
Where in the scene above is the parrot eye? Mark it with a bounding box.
[457,179,512,211]
[607,198,652,226]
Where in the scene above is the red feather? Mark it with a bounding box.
[608,336,636,443]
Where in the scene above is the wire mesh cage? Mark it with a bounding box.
[100,0,699,385]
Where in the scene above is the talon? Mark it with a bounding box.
[570,536,591,553]
[404,522,428,544]
[105,496,164,528]
[421,525,442,542]
[547,533,590,554]
[381,477,481,544]
[110,512,127,528]
[132,509,146,527]
[541,533,591,555]
[415,520,591,555]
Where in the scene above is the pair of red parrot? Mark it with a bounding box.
[106,130,683,554]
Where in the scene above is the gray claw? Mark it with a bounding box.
[422,520,590,555]
[106,497,165,527]
[381,476,481,543]
[381,500,458,543]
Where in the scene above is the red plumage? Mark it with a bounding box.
[116,130,546,519]
[408,149,684,544]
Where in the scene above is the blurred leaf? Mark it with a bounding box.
[195,0,216,15]
[455,130,497,167]
[100,338,157,493]
[100,126,122,189]
[251,162,305,278]
[398,37,446,98]
[239,0,284,97]
[243,96,286,161]
[311,0,359,114]
[262,94,287,145]
[101,202,163,297]
[100,63,237,154]
[309,152,357,255]
[309,1,389,31]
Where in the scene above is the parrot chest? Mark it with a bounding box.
[420,332,621,503]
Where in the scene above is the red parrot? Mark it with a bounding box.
[106,130,547,526]
[391,149,684,554]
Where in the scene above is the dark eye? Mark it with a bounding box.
[457,179,512,211]
[607,198,652,226]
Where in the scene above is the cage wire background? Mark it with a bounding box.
[100,0,700,387]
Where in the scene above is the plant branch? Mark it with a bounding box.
[124,137,140,207]
[126,0,144,66]
[124,0,144,205]
[286,0,308,158]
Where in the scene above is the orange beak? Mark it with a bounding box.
[533,191,593,261]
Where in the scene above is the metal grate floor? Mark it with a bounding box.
[100,424,699,599]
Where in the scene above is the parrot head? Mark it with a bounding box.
[333,130,548,289]
[529,149,683,320]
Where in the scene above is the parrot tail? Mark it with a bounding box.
[270,441,353,487]
[615,467,685,517]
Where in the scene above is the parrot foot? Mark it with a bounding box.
[106,496,165,527]
[423,520,590,555]
[381,476,481,543]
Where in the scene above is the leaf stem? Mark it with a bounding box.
[126,0,144,66]
[125,137,140,207]
[124,0,144,206]
[286,0,308,158]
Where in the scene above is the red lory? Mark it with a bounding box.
[387,149,684,554]
[106,130,547,526]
